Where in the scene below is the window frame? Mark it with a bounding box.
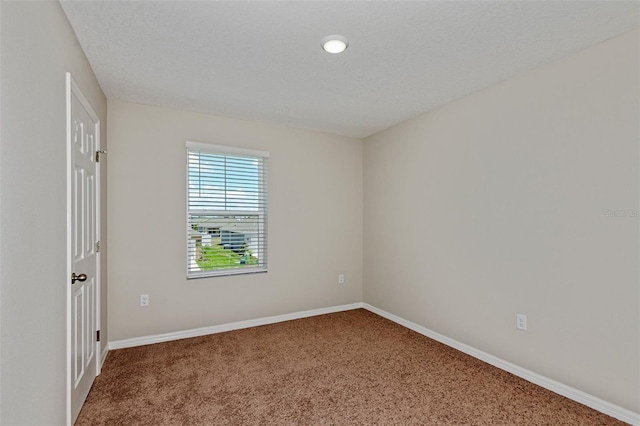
[186,140,269,279]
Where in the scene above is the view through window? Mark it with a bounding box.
[186,141,268,278]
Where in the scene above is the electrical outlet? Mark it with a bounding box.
[140,294,150,307]
[338,274,345,284]
[516,314,527,331]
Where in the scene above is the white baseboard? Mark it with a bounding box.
[108,302,364,350]
[362,303,640,426]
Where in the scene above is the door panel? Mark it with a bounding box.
[68,74,100,424]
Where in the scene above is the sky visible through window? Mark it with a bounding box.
[188,151,261,211]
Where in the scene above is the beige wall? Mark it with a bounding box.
[0,1,108,424]
[107,101,363,341]
[364,29,640,412]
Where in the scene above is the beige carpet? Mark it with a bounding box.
[76,309,625,425]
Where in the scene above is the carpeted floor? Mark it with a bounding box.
[76,309,625,425]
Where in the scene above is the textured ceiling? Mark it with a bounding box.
[61,1,639,138]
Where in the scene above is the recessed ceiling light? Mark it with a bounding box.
[321,35,349,54]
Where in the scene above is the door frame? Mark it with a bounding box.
[66,72,102,426]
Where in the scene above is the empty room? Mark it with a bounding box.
[1,0,639,425]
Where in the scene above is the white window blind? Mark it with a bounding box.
[186,141,268,278]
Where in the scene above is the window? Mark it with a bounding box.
[186,141,268,278]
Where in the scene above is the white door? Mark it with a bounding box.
[67,73,100,424]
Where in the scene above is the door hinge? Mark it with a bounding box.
[96,241,101,253]
[96,330,100,342]
[96,150,107,162]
